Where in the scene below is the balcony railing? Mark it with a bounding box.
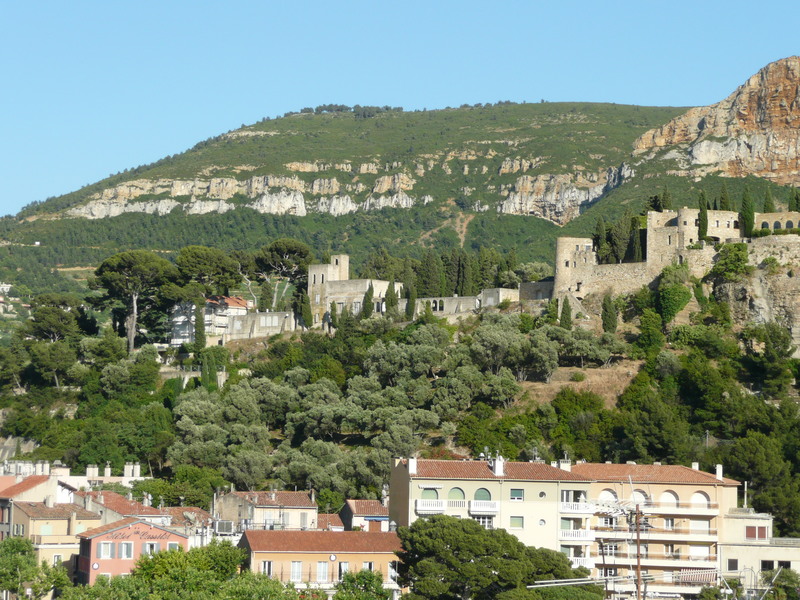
[415,499,446,514]
[569,557,595,569]
[560,501,595,513]
[30,534,81,545]
[594,551,717,563]
[447,500,467,509]
[469,500,500,515]
[559,529,595,540]
[594,525,717,536]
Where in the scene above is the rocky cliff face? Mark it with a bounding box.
[634,56,800,185]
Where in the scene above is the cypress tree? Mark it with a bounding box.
[385,279,398,316]
[739,186,755,237]
[559,298,573,330]
[193,299,206,351]
[661,186,672,211]
[719,183,732,211]
[630,217,643,262]
[610,214,632,263]
[258,280,273,312]
[601,294,617,333]
[361,283,374,319]
[405,285,417,321]
[545,298,559,324]
[298,292,313,329]
[791,189,800,212]
[713,196,719,211]
[698,191,709,240]
[763,188,776,213]
[594,217,606,251]
[329,301,338,329]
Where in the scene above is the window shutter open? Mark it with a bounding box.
[96,543,102,559]
[110,543,115,559]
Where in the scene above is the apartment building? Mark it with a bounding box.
[389,456,595,564]
[214,490,318,532]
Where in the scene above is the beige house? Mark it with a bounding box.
[389,456,594,560]
[11,500,101,580]
[239,530,402,597]
[340,499,390,532]
[215,490,318,532]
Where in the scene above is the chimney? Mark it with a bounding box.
[68,511,77,535]
[550,461,558,468]
[123,462,133,478]
[558,459,572,472]
[104,462,111,478]
[408,457,417,476]
[310,489,316,504]
[692,462,700,470]
[133,463,141,478]
[716,464,724,480]
[44,495,55,508]
[492,455,505,477]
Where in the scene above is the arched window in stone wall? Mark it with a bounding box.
[787,221,794,229]
[775,221,783,230]
[762,222,770,230]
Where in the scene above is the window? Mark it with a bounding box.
[474,488,491,501]
[98,542,113,559]
[448,487,465,500]
[167,542,181,552]
[728,559,739,571]
[599,542,618,556]
[600,516,618,529]
[420,488,439,500]
[339,562,349,580]
[779,561,791,569]
[290,561,303,582]
[510,489,524,501]
[509,516,524,529]
[362,562,374,572]
[52,555,62,566]
[601,568,618,577]
[473,515,493,529]
[762,560,775,571]
[664,518,675,531]
[301,513,308,529]
[261,561,273,576]
[316,561,328,582]
[746,526,768,540]
[119,542,133,559]
[314,294,320,304]
[142,542,159,556]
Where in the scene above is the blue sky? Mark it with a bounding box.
[1,1,798,216]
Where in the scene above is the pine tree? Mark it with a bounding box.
[559,298,572,330]
[739,186,755,237]
[601,294,617,333]
[361,283,374,319]
[698,191,709,240]
[764,188,776,213]
[719,183,732,211]
[405,285,417,321]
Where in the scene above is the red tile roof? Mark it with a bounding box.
[160,506,212,526]
[228,490,317,508]
[207,296,248,309]
[75,491,161,516]
[78,517,188,539]
[15,502,100,520]
[242,530,400,553]
[406,459,591,482]
[346,500,389,517]
[0,475,50,499]
[571,463,739,485]
[318,513,344,530]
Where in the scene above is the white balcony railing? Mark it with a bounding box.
[415,499,445,514]
[569,557,596,569]
[447,500,467,509]
[559,529,595,540]
[469,500,500,515]
[560,501,595,513]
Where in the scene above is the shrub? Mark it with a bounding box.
[570,372,586,382]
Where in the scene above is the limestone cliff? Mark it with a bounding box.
[634,56,800,185]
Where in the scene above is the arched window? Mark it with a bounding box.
[659,490,679,506]
[787,221,794,229]
[775,221,783,230]
[313,274,317,284]
[474,488,492,501]
[421,489,439,500]
[448,487,465,500]
[631,489,649,506]
[761,222,770,230]
[691,491,711,507]
[598,489,617,503]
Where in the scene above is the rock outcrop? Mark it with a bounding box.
[634,56,800,185]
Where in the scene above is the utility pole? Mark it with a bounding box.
[635,505,642,600]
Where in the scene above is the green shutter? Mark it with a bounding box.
[96,543,102,559]
[109,543,115,559]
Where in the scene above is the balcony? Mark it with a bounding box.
[594,551,717,568]
[447,500,467,510]
[415,499,445,514]
[30,534,81,546]
[560,501,595,514]
[569,557,595,569]
[559,529,595,541]
[468,500,500,515]
[640,501,719,516]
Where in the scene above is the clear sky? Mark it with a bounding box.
[1,1,798,216]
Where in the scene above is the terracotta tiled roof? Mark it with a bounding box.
[15,502,100,520]
[229,490,317,508]
[318,513,344,529]
[207,296,248,309]
[74,491,162,516]
[408,459,591,482]
[159,506,212,526]
[242,530,400,553]
[346,500,389,517]
[571,463,739,485]
[0,475,50,499]
[78,517,188,540]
